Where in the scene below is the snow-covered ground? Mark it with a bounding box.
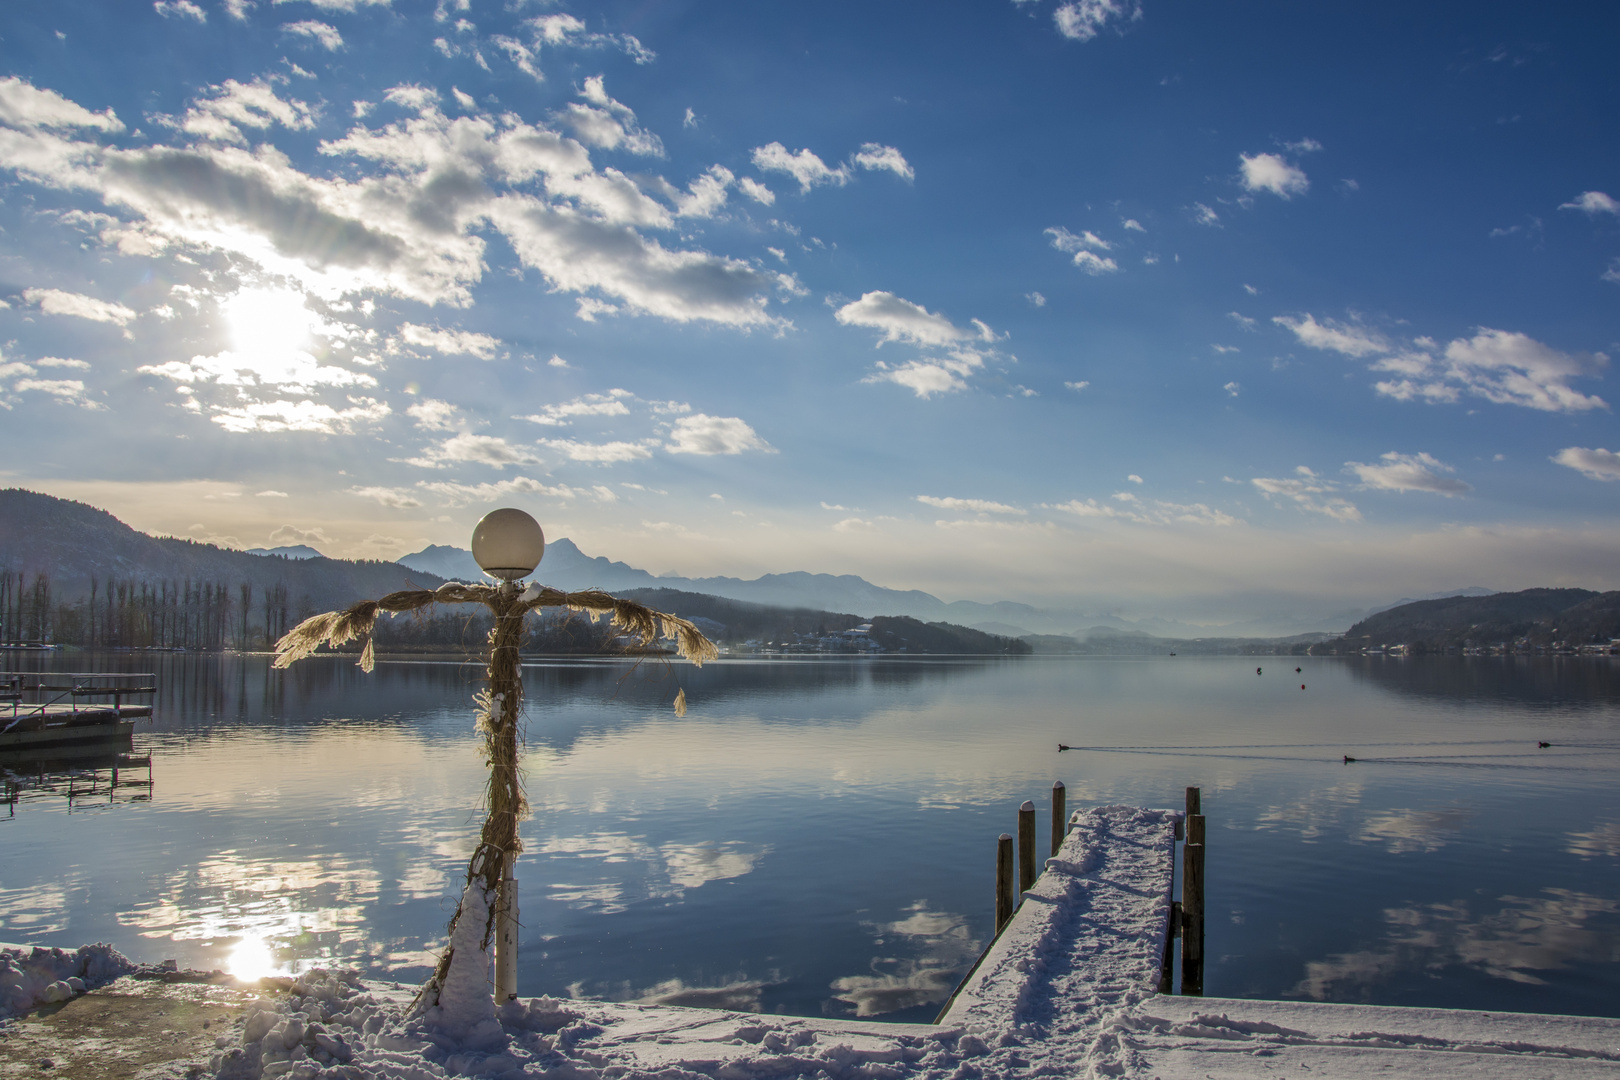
[9,806,1620,1078]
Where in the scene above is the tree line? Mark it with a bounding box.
[0,569,302,650]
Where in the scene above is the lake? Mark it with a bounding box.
[4,651,1620,1024]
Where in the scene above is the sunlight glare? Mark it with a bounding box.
[220,288,320,384]
[227,934,283,981]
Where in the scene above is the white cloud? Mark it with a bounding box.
[1046,226,1119,275]
[1212,344,1239,354]
[1346,452,1471,496]
[1122,218,1145,232]
[1192,202,1220,227]
[350,485,423,508]
[917,495,1025,516]
[283,20,343,50]
[834,291,972,348]
[36,356,90,369]
[736,177,775,205]
[1026,291,1046,307]
[557,76,664,157]
[211,396,389,434]
[0,77,123,133]
[1229,312,1257,331]
[1053,0,1141,42]
[406,398,463,431]
[833,517,876,532]
[166,77,317,144]
[1559,191,1619,216]
[852,143,913,181]
[1251,471,1361,522]
[1442,329,1607,413]
[1240,152,1309,198]
[1043,496,1238,528]
[395,323,501,359]
[154,1,207,21]
[1064,380,1089,391]
[1,78,789,325]
[271,0,389,10]
[666,414,773,455]
[1224,380,1241,396]
[750,142,849,193]
[1273,313,1387,357]
[256,489,289,497]
[540,437,656,462]
[1285,137,1323,154]
[673,165,733,219]
[405,432,540,468]
[416,475,583,507]
[518,390,632,426]
[24,287,137,326]
[864,359,977,398]
[1553,447,1620,482]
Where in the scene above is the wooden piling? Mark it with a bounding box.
[996,833,1015,932]
[1182,811,1205,995]
[1051,781,1067,857]
[1158,900,1181,994]
[1018,800,1037,894]
[1185,785,1201,817]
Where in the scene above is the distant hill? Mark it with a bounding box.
[399,540,1076,632]
[0,488,445,647]
[245,544,324,560]
[1331,588,1620,652]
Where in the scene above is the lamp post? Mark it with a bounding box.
[468,508,546,1003]
[272,507,717,1031]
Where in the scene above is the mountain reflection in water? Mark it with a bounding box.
[1,651,1619,1022]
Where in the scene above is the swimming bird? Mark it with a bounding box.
[1539,741,1551,748]
[1256,667,1262,675]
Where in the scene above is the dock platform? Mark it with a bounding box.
[1,672,152,754]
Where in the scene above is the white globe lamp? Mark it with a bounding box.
[471,508,546,582]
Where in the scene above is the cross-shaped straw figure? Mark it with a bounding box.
[272,508,716,1036]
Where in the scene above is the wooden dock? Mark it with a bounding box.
[1,672,153,754]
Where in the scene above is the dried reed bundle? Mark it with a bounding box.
[270,579,717,1015]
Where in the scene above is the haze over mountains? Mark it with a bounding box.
[3,488,1510,640]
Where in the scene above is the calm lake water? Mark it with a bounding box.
[5,651,1620,1023]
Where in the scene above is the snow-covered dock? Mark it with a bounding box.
[7,804,1620,1078]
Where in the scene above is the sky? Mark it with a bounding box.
[1,0,1618,627]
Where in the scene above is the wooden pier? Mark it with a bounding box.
[1,672,154,754]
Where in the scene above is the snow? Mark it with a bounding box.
[0,942,135,1018]
[13,805,1620,1078]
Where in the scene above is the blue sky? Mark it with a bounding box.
[1,0,1617,626]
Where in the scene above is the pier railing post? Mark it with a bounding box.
[1051,781,1067,857]
[1018,800,1037,894]
[1182,806,1205,995]
[996,833,1015,932]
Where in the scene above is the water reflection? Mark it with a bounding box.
[4,652,1620,1020]
[1294,889,1620,998]
[830,902,980,1017]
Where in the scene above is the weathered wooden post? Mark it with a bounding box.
[1018,800,1037,894]
[1182,786,1205,995]
[1051,780,1067,857]
[996,833,1015,932]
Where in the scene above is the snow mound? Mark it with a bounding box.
[0,943,137,1018]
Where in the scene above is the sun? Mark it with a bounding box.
[225,934,284,981]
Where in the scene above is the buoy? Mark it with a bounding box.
[1301,684,1306,690]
